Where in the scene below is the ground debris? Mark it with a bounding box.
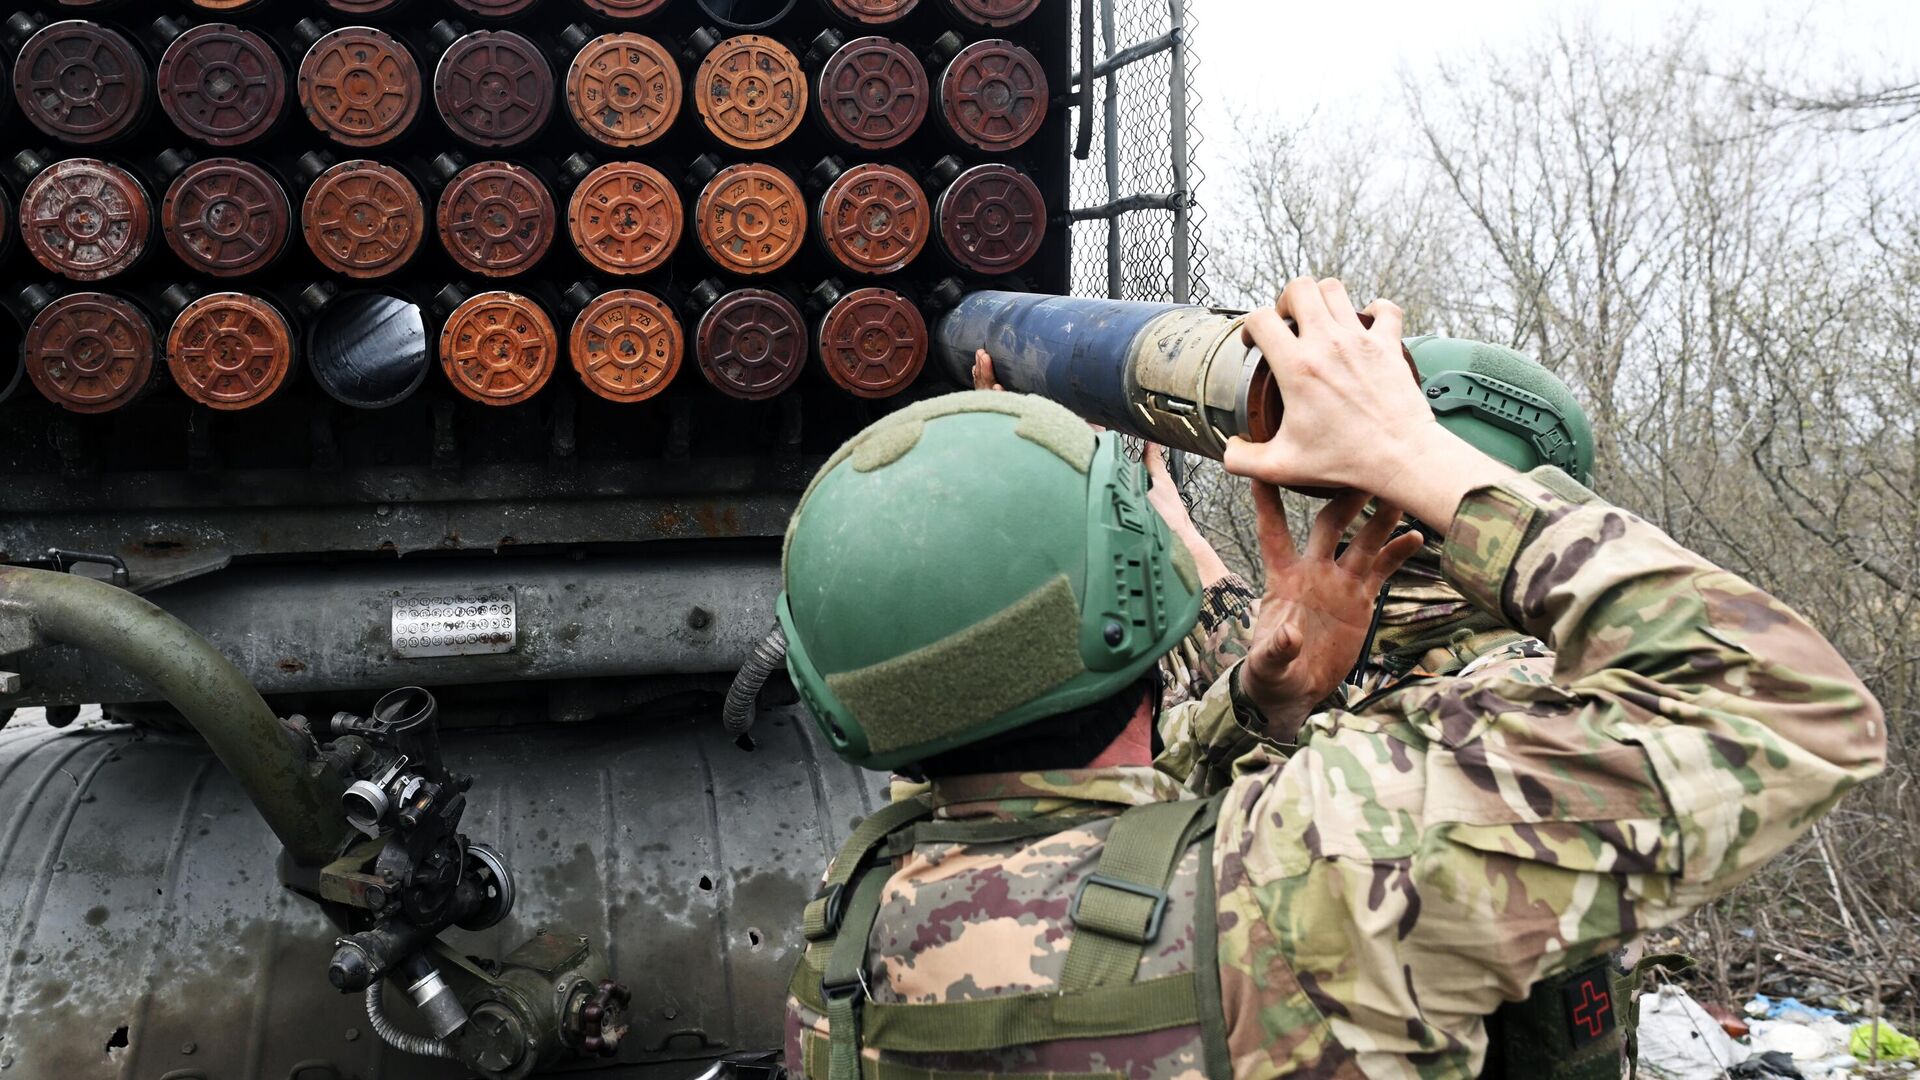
[1638,982,1919,1080]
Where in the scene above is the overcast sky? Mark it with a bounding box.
[1189,0,1918,196]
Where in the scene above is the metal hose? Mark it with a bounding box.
[722,624,787,737]
[366,981,456,1060]
[0,566,348,864]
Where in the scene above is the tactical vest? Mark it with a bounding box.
[788,793,1231,1080]
[786,795,1631,1080]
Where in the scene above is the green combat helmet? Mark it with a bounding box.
[1406,336,1595,483]
[778,392,1203,771]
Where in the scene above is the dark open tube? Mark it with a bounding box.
[0,566,350,865]
[0,339,23,404]
[307,291,432,409]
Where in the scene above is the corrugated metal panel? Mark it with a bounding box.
[0,710,883,1080]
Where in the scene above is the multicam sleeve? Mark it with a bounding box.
[1154,661,1290,797]
[1157,573,1260,709]
[1441,466,1885,896]
[1212,467,1885,1071]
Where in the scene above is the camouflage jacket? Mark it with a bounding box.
[1158,560,1551,793]
[1160,575,1262,710]
[788,467,1886,1079]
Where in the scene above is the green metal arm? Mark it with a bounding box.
[0,565,349,865]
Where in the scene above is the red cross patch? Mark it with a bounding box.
[1562,971,1617,1048]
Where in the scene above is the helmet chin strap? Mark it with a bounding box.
[1344,522,1419,689]
[1347,584,1393,689]
[1148,662,1168,757]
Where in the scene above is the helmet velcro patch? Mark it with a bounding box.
[826,573,1088,756]
[1014,407,1095,473]
[851,419,926,472]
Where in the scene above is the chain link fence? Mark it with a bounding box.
[1069,0,1212,305]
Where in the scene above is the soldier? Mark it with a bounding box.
[1137,335,1643,1076]
[778,277,1885,1079]
[1149,333,1594,781]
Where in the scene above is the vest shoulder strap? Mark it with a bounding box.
[1060,796,1220,991]
[802,796,935,944]
[794,796,935,1080]
[1190,824,1231,1080]
[907,813,1109,846]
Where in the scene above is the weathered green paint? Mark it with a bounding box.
[0,565,349,865]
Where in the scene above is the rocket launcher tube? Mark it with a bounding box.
[934,291,1283,459]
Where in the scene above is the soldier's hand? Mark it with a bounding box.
[1222,277,1512,530]
[1238,484,1424,737]
[1145,444,1234,588]
[1142,444,1192,532]
[972,349,1004,391]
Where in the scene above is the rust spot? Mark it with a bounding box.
[691,506,742,536]
[276,659,307,674]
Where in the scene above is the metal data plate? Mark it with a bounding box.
[391,591,517,657]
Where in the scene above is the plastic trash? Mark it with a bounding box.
[1731,1051,1806,1079]
[1746,995,1845,1022]
[1748,1015,1859,1080]
[1640,984,1751,1079]
[1851,1020,1920,1062]
[1751,1018,1848,1059]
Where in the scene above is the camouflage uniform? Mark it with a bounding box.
[785,467,1886,1079]
[1159,534,1534,713]
[1160,576,1261,711]
[1158,541,1551,796]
